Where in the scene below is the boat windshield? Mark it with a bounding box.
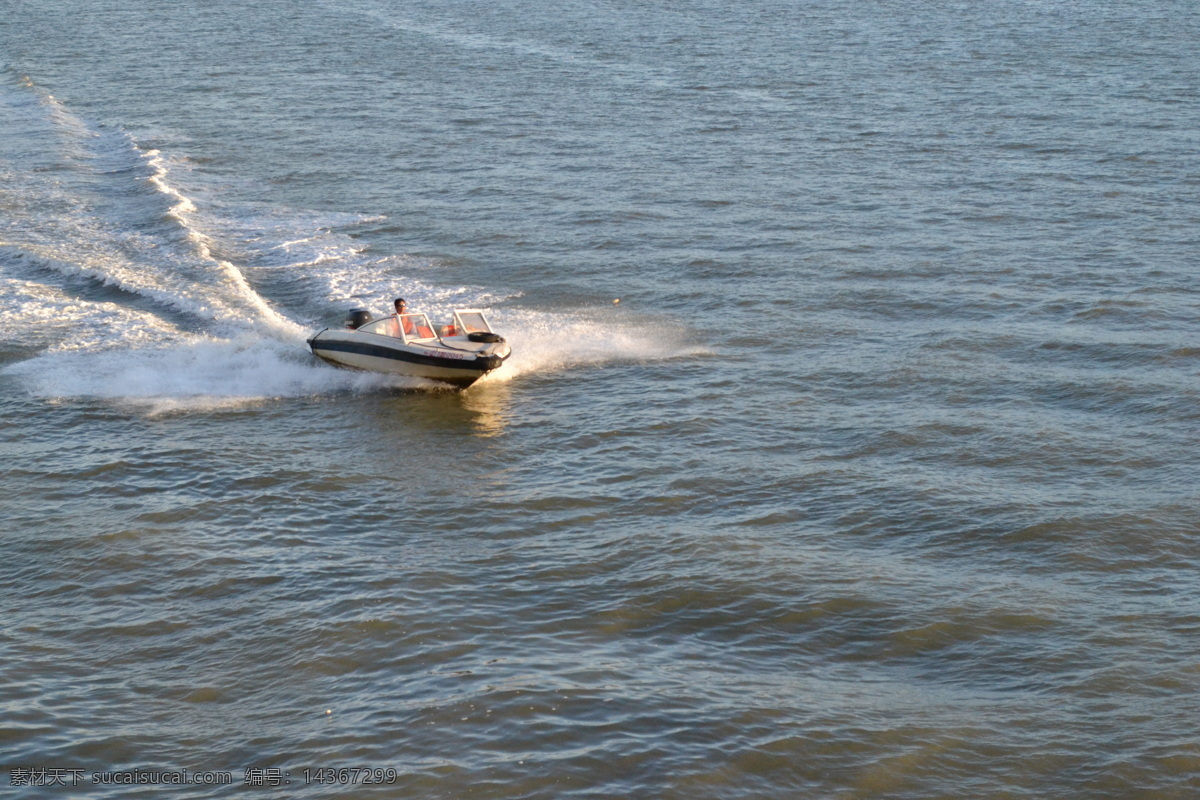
[453,310,492,334]
[358,313,437,341]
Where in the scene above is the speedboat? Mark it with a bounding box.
[307,308,511,388]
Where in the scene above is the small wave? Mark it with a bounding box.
[0,70,96,163]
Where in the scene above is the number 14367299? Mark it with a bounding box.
[303,768,399,784]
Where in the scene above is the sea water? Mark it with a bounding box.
[2,1,1199,797]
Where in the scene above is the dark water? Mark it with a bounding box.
[2,1,1199,797]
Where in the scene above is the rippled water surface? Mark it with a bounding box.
[2,1,1199,797]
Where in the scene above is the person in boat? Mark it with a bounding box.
[391,297,415,337]
[388,297,437,338]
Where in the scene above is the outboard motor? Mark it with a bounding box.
[344,309,373,329]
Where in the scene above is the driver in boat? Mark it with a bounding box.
[391,297,415,337]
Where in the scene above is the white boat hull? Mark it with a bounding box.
[307,328,509,388]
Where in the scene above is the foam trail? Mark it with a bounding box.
[478,307,710,384]
[1,73,307,343]
[0,240,260,333]
[0,275,191,352]
[140,147,308,342]
[4,337,440,415]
